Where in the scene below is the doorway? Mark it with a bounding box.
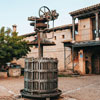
[85,60,90,74]
[91,55,100,74]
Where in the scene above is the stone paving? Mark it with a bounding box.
[0,75,100,100]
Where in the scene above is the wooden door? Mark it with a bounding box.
[91,55,99,74]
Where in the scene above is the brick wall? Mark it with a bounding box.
[76,18,93,41]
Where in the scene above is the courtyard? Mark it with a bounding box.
[0,75,100,100]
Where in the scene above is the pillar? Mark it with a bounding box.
[72,17,76,42]
[95,12,99,41]
[72,46,74,72]
[64,46,66,70]
[38,31,43,58]
[78,50,85,74]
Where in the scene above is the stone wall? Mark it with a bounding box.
[16,29,72,71]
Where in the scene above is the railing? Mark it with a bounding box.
[66,54,71,66]
[65,53,79,69]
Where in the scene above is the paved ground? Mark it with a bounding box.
[0,75,100,100]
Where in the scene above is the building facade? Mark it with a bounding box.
[16,3,100,74]
[64,3,100,74]
[16,24,76,71]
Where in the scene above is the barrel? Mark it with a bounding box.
[24,57,58,95]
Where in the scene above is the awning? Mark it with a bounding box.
[64,40,100,48]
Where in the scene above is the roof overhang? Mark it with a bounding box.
[69,3,100,19]
[73,40,100,48]
[64,40,100,48]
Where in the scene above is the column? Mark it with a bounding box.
[64,46,66,70]
[72,17,76,42]
[72,46,74,72]
[78,50,85,74]
[95,12,99,41]
[38,31,43,58]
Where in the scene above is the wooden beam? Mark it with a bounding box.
[72,9,100,19]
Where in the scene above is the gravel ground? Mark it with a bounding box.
[0,75,100,100]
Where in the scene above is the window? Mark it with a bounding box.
[75,30,78,35]
[94,30,96,34]
[83,25,86,28]
[34,37,37,40]
[34,45,38,48]
[54,36,56,40]
[62,35,65,39]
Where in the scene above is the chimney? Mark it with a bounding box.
[12,24,17,32]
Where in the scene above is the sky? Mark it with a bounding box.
[0,0,100,35]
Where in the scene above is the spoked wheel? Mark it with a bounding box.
[39,6,52,21]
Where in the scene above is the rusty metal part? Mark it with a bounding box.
[51,10,59,20]
[30,22,35,26]
[28,17,48,23]
[36,23,47,28]
[39,6,52,21]
[30,23,47,28]
[38,6,59,21]
[28,16,38,21]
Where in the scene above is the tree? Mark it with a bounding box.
[0,26,31,69]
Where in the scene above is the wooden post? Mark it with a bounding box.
[64,46,66,70]
[72,46,74,72]
[72,17,76,42]
[95,12,99,41]
[38,31,43,58]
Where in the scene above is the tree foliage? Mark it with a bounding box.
[0,26,31,67]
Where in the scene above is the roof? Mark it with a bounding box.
[20,24,78,37]
[69,3,100,18]
[20,32,36,37]
[64,40,100,48]
[74,40,100,48]
[48,24,78,32]
[28,39,55,46]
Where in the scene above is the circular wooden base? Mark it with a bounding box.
[20,89,62,99]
